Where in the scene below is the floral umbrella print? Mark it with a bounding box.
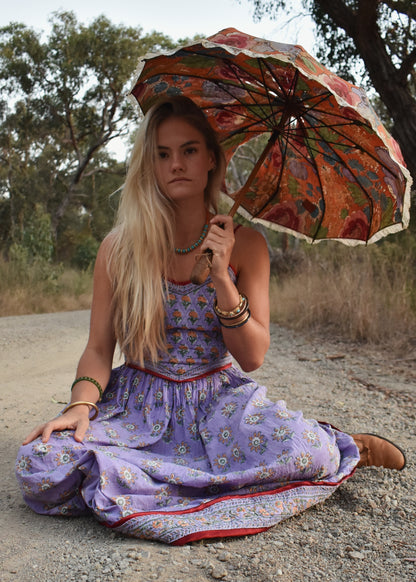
[129,28,412,244]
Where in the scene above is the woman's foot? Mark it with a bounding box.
[352,433,406,470]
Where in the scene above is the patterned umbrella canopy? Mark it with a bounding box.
[129,28,412,244]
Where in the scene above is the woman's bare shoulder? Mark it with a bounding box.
[101,229,118,248]
[93,232,119,277]
[233,225,269,272]
[96,230,119,258]
[235,224,266,242]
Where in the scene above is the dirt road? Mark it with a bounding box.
[1,311,415,581]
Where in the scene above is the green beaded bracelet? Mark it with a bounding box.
[71,376,103,401]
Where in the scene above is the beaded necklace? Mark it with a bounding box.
[174,222,209,255]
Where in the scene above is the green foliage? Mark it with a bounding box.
[7,243,63,290]
[22,204,54,262]
[72,236,100,270]
[308,1,364,85]
[6,203,61,288]
[0,12,177,260]
[225,133,270,191]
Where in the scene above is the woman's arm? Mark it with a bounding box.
[202,215,270,372]
[22,236,117,444]
[72,235,117,401]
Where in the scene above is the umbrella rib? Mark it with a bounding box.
[251,116,377,243]
[202,57,304,133]
[296,90,334,113]
[282,86,376,136]
[236,58,279,124]
[251,122,328,242]
[307,124,375,241]
[250,130,291,218]
[157,53,375,141]
[302,103,366,134]
[261,58,296,102]
[260,103,360,171]
[260,63,316,133]
[295,118,328,241]
[308,116,402,176]
[285,111,377,235]
[282,129,359,165]
[198,55,281,130]
[275,119,396,222]
[259,62,350,129]
[290,92,397,174]
[220,56,303,133]
[215,57,374,237]
[258,58,295,123]
[211,103,276,136]
[223,62,267,103]
[165,49,274,118]
[257,64,376,151]
[294,91,381,152]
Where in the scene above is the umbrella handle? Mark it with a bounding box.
[190,133,278,285]
[190,249,213,284]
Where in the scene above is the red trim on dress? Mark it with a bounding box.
[167,276,196,286]
[106,466,356,543]
[126,361,232,382]
[171,527,270,545]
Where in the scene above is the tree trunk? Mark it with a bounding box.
[353,6,416,180]
[316,0,416,182]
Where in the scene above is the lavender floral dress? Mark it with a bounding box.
[16,269,359,544]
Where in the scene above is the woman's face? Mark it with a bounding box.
[155,116,216,205]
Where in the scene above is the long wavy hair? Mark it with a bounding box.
[108,96,226,364]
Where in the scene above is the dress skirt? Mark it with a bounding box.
[16,363,359,544]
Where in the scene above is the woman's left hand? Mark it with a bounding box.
[201,214,235,281]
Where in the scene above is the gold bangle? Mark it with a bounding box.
[219,309,251,328]
[62,401,99,421]
[214,293,248,319]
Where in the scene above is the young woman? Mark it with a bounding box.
[16,96,405,545]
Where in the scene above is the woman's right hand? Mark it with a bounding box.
[22,404,92,445]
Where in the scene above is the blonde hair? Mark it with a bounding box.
[108,96,225,364]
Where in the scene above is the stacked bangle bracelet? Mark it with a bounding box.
[62,401,99,420]
[71,376,103,401]
[214,293,248,319]
[219,309,251,328]
[213,293,251,328]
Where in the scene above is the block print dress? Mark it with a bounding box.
[16,268,360,545]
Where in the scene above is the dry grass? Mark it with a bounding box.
[0,259,93,316]
[2,239,416,353]
[0,288,92,316]
[269,241,416,349]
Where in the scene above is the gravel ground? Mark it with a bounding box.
[0,310,415,582]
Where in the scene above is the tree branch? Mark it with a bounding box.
[316,0,398,83]
[382,0,416,19]
[314,0,357,37]
[400,46,416,82]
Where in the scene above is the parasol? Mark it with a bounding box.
[129,28,412,279]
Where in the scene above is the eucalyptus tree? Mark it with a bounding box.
[0,12,175,255]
